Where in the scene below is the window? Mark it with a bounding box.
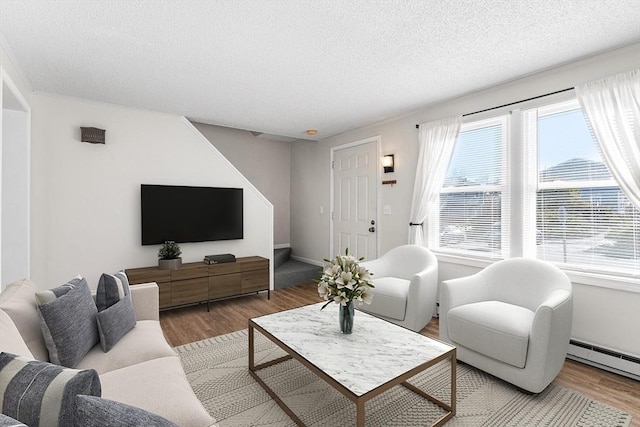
[430,98,639,279]
[435,116,509,257]
[525,100,639,276]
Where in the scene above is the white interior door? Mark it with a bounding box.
[332,139,378,260]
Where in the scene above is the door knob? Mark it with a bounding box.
[369,227,375,232]
[370,220,375,225]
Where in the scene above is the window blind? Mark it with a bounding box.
[528,101,639,275]
[436,116,509,256]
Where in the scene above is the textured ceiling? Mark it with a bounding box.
[0,0,639,141]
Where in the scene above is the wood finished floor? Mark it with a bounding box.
[159,283,640,425]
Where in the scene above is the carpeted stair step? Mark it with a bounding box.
[274,247,292,268]
[274,250,322,289]
[275,259,322,289]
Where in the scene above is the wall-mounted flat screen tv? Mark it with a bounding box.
[141,184,243,245]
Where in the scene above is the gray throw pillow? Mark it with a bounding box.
[35,276,99,367]
[95,272,136,352]
[74,395,178,427]
[0,352,101,427]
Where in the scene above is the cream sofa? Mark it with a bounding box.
[0,278,216,427]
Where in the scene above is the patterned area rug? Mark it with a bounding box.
[175,330,632,427]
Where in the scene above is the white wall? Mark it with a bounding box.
[30,94,273,290]
[290,43,640,357]
[1,40,31,290]
[290,138,332,260]
[192,122,291,246]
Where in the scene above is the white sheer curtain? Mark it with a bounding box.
[409,116,462,245]
[576,69,640,209]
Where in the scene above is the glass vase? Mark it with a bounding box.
[339,302,355,334]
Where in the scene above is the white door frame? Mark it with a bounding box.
[329,135,381,259]
[0,68,31,290]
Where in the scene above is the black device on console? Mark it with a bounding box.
[203,254,236,264]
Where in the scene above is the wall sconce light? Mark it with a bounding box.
[382,154,394,173]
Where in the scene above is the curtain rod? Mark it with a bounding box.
[415,87,574,128]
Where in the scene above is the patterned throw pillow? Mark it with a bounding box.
[0,413,27,427]
[35,276,99,367]
[74,395,178,427]
[0,352,101,427]
[96,272,136,352]
[96,271,130,311]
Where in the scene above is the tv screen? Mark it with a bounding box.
[141,184,243,245]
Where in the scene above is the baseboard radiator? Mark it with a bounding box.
[566,340,640,381]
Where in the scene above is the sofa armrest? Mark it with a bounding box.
[130,283,160,321]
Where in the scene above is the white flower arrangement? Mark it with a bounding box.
[317,248,374,309]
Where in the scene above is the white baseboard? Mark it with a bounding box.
[290,255,324,267]
[274,243,291,249]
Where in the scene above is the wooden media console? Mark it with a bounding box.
[126,256,269,310]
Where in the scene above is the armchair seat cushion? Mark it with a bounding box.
[359,277,409,321]
[447,301,534,368]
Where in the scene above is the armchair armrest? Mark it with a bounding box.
[403,262,439,331]
[360,258,388,279]
[530,289,573,343]
[439,272,491,343]
[441,273,490,310]
[528,289,573,384]
[538,288,573,311]
[130,283,160,321]
[408,262,438,297]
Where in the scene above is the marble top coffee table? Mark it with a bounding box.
[248,302,456,426]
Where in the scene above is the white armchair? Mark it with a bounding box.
[358,245,438,332]
[439,258,573,393]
